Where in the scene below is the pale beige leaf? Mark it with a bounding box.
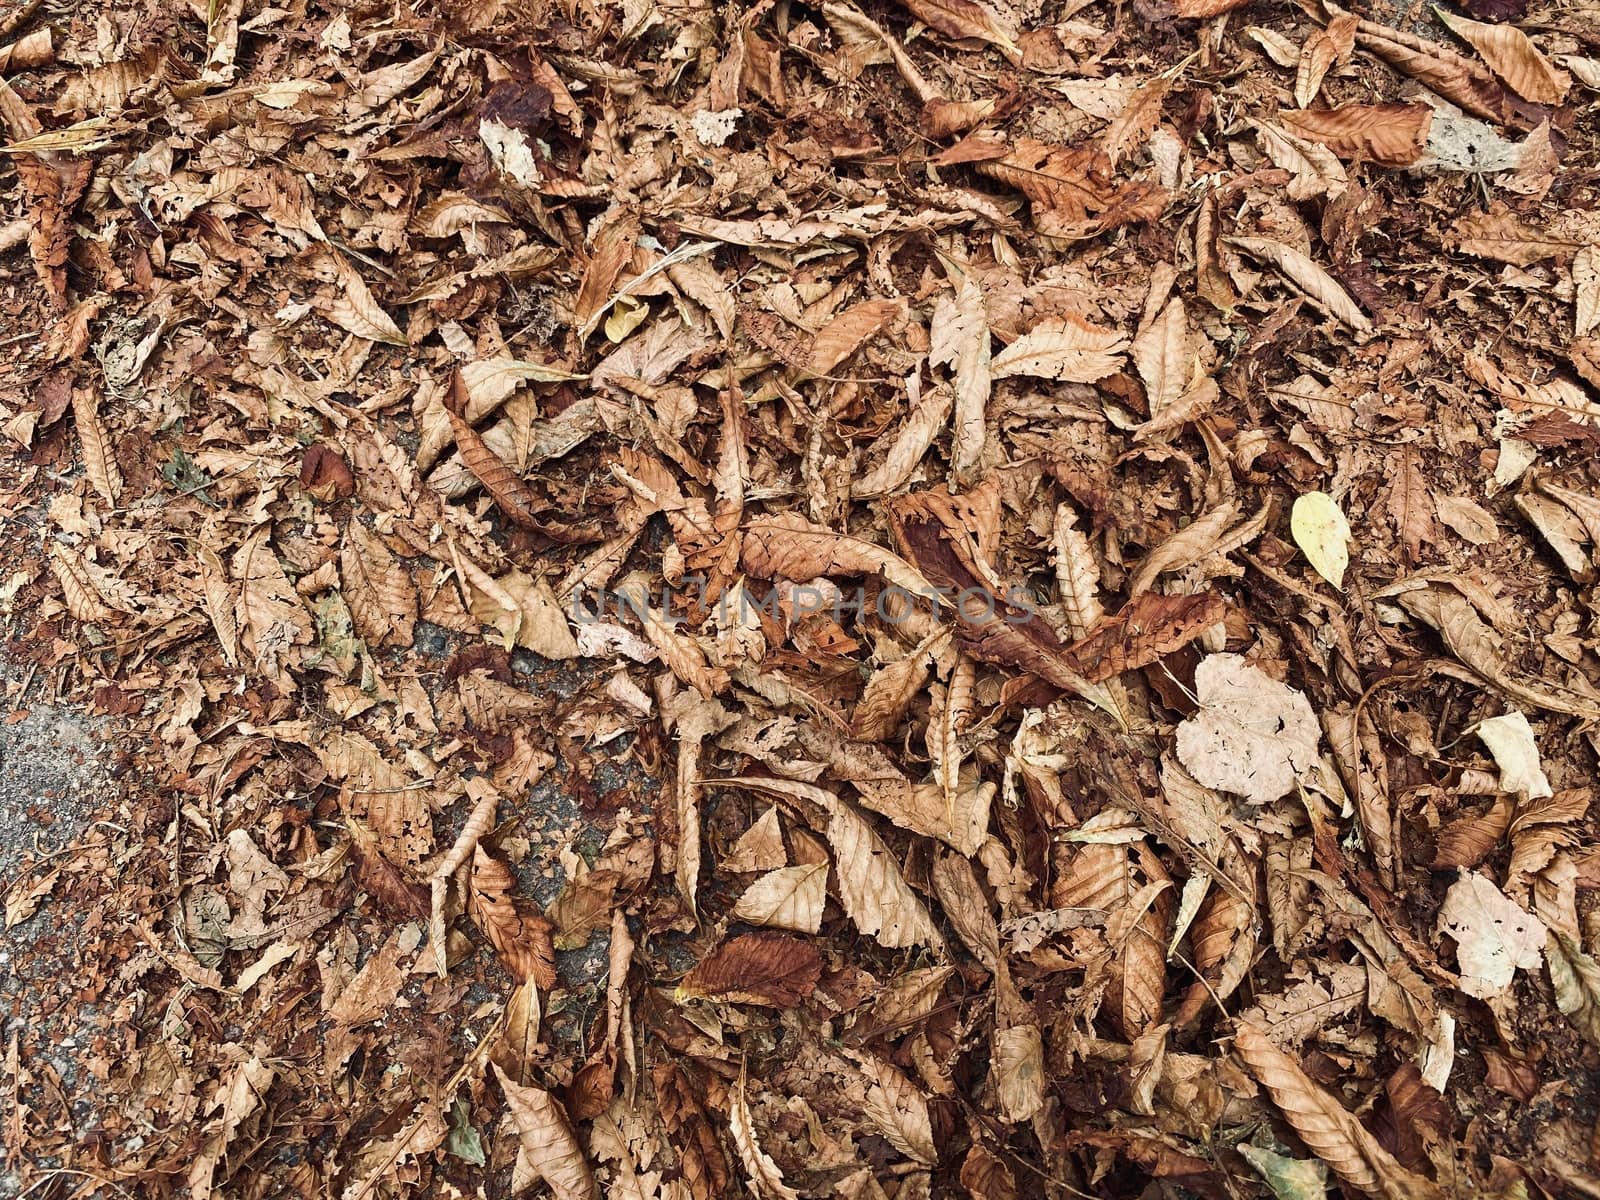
[732,863,827,933]
[1566,54,1600,90]
[495,1065,598,1200]
[1234,1022,1445,1200]
[731,1062,800,1200]
[1249,26,1302,68]
[1474,710,1552,799]
[670,691,736,917]
[826,799,943,949]
[315,253,405,346]
[72,386,121,506]
[1574,245,1599,338]
[724,807,788,874]
[856,777,993,858]
[930,275,992,472]
[1053,504,1103,638]
[990,313,1128,382]
[1436,9,1569,104]
[1435,494,1499,545]
[1291,490,1351,588]
[1438,870,1546,998]
[1175,654,1321,804]
[1227,237,1373,334]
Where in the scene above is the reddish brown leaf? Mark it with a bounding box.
[469,847,558,988]
[1063,591,1225,683]
[1278,104,1433,167]
[677,933,822,1008]
[300,444,355,503]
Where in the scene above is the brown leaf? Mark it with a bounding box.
[893,0,1019,59]
[1233,1021,1445,1200]
[348,817,430,920]
[1295,14,1358,108]
[72,386,121,506]
[1386,445,1436,564]
[18,155,90,307]
[495,1066,599,1200]
[469,846,558,988]
[340,521,417,648]
[730,1062,800,1200]
[300,444,355,503]
[976,140,1167,241]
[1349,10,1533,130]
[1062,591,1225,683]
[445,403,542,531]
[1171,0,1249,15]
[1278,103,1432,167]
[1436,9,1569,104]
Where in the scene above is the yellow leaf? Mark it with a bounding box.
[604,295,650,343]
[1290,491,1351,589]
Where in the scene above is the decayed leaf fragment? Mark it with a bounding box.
[976,139,1167,240]
[1227,237,1374,334]
[1175,654,1320,804]
[1233,1022,1445,1200]
[1437,871,1545,998]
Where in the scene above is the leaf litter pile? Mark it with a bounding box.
[2,0,1600,1193]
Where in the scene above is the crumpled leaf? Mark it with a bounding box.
[1175,654,1321,804]
[1474,710,1553,799]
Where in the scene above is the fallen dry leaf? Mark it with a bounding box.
[1175,654,1321,804]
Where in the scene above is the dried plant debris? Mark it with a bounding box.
[0,0,1598,1195]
